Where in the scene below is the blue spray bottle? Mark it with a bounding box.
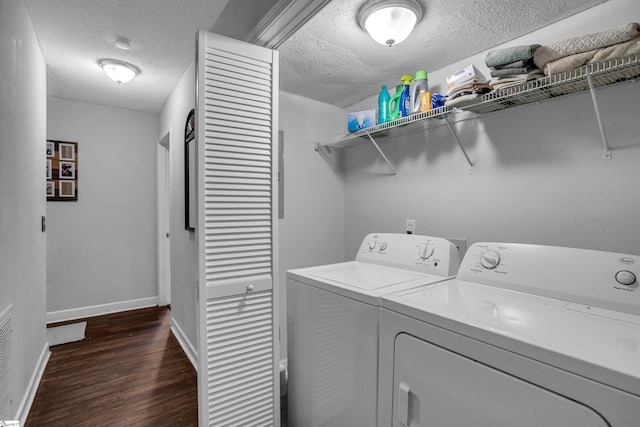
[398,74,414,118]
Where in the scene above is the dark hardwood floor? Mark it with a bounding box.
[26,306,197,426]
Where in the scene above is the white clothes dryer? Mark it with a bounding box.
[287,233,460,427]
[378,242,640,427]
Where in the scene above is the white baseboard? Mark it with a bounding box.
[171,318,197,372]
[46,297,159,324]
[16,342,50,425]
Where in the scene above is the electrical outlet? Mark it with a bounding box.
[405,219,416,235]
[447,238,467,257]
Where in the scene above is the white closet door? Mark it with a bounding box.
[196,30,280,427]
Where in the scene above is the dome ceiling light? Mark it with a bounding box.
[100,60,138,84]
[357,0,424,47]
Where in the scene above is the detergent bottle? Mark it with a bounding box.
[388,83,403,121]
[410,70,429,114]
[398,74,413,118]
[377,85,390,124]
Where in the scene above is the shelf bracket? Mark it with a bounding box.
[365,133,397,175]
[444,115,474,172]
[586,74,612,160]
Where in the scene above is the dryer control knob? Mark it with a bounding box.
[379,241,388,251]
[418,244,434,260]
[481,250,501,269]
[615,270,637,286]
[368,240,377,250]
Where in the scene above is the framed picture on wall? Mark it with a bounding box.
[46,141,55,157]
[60,161,75,179]
[59,180,75,197]
[47,139,78,201]
[59,142,75,161]
[184,109,196,231]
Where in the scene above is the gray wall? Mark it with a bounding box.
[0,0,48,421]
[158,60,198,356]
[345,86,640,256]
[278,91,347,355]
[46,97,159,319]
[343,0,640,257]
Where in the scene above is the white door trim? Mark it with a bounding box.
[157,127,171,306]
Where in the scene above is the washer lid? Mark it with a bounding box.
[310,263,426,290]
[287,261,452,306]
[382,280,640,396]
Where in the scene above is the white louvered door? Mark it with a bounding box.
[196,30,280,427]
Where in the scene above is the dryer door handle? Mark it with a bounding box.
[398,382,411,426]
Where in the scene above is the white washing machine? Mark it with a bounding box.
[287,233,461,427]
[378,242,640,427]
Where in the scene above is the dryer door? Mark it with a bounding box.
[392,333,609,427]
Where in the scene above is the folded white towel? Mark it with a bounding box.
[446,79,490,96]
[534,23,640,69]
[542,36,640,75]
[490,70,545,90]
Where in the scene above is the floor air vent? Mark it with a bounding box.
[0,305,13,420]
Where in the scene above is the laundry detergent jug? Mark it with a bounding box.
[388,83,403,121]
[378,85,390,124]
[410,70,429,114]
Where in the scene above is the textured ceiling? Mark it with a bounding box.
[279,0,608,107]
[23,0,609,113]
[23,0,231,113]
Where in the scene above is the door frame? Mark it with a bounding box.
[157,127,171,307]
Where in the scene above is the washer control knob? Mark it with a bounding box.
[368,240,377,250]
[615,270,637,286]
[481,250,501,269]
[379,241,388,251]
[418,244,434,260]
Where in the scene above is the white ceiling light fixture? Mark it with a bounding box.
[100,60,138,84]
[357,0,424,47]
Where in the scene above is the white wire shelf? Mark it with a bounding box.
[314,107,476,174]
[313,106,467,149]
[462,53,640,115]
[313,54,640,171]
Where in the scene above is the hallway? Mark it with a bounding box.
[26,307,197,426]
